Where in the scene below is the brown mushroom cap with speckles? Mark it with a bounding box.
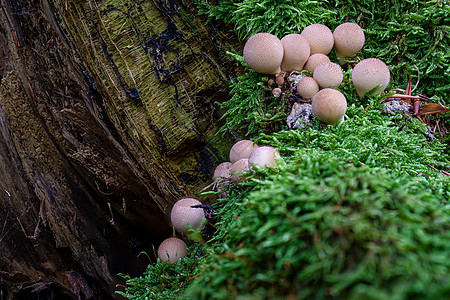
[230,158,250,183]
[352,58,390,97]
[296,76,320,99]
[303,53,331,73]
[301,24,334,55]
[312,88,347,125]
[158,237,187,265]
[229,140,258,164]
[280,34,310,72]
[170,198,205,234]
[213,162,232,181]
[313,62,343,88]
[333,22,365,57]
[243,33,284,74]
[248,146,280,169]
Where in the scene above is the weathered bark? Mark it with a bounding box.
[0,0,239,298]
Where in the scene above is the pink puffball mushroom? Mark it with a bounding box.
[333,22,365,58]
[272,87,282,97]
[351,58,390,97]
[303,53,331,73]
[276,74,285,86]
[170,198,206,234]
[158,237,187,265]
[230,158,250,184]
[312,88,347,125]
[280,34,311,72]
[243,33,284,75]
[301,24,334,55]
[213,162,232,182]
[229,140,258,164]
[296,76,320,99]
[313,62,343,88]
[248,146,280,169]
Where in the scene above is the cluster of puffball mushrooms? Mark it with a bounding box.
[157,141,280,264]
[157,23,392,265]
[243,23,390,126]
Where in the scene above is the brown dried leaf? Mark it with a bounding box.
[418,103,450,115]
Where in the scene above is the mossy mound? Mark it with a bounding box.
[186,156,450,299]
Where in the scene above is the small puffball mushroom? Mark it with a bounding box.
[213,162,232,181]
[230,158,249,183]
[280,34,310,72]
[333,22,365,58]
[276,75,285,86]
[268,78,275,87]
[243,32,284,74]
[303,53,331,73]
[272,87,282,97]
[158,237,187,265]
[248,146,280,169]
[296,76,320,99]
[352,58,390,97]
[229,140,258,164]
[313,62,343,88]
[170,198,206,234]
[301,24,334,55]
[312,88,347,125]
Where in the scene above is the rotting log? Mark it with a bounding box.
[0,0,239,298]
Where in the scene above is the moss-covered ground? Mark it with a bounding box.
[116,1,450,299]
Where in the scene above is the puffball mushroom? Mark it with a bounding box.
[296,76,320,99]
[352,58,390,97]
[230,158,249,183]
[313,62,343,88]
[229,140,258,164]
[170,198,206,234]
[158,237,187,264]
[333,22,365,58]
[280,34,310,72]
[243,32,284,74]
[312,88,347,125]
[272,88,282,98]
[301,24,334,55]
[303,53,331,73]
[248,146,280,169]
[213,162,232,182]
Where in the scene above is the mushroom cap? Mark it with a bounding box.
[243,33,284,74]
[313,62,343,88]
[158,237,187,265]
[229,140,258,164]
[213,162,232,181]
[312,88,347,125]
[170,198,205,234]
[280,34,310,72]
[248,146,280,169]
[301,24,334,55]
[276,75,285,86]
[333,22,365,57]
[352,58,390,97]
[303,53,331,73]
[230,158,250,183]
[296,76,320,99]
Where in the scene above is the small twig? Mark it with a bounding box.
[16,217,28,238]
[107,202,115,225]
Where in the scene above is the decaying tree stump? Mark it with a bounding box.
[0,0,239,298]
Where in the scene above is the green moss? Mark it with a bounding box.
[186,157,450,299]
[117,0,450,299]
